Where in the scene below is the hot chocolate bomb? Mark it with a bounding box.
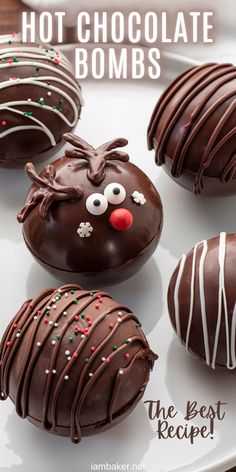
[0,284,157,442]
[148,63,236,196]
[168,233,236,370]
[17,134,163,285]
[0,33,82,164]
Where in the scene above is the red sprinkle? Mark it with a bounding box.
[6,342,11,347]
[44,318,48,324]
[99,298,103,303]
[84,327,89,332]
[74,325,79,331]
[7,59,13,64]
[29,303,33,308]
[74,315,79,321]
[85,332,89,337]
[90,346,96,352]
[109,323,114,330]
[1,120,7,127]
[86,315,91,321]
[37,310,42,315]
[88,321,93,327]
[124,353,130,359]
[73,352,78,358]
[105,358,110,363]
[95,304,99,309]
[12,323,18,329]
[53,57,60,64]
[97,294,102,299]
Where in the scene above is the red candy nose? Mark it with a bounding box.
[109,208,133,231]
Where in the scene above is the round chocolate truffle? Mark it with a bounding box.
[148,63,236,196]
[0,284,157,442]
[0,33,83,164]
[168,232,236,370]
[17,134,163,285]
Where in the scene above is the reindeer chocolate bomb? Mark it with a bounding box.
[0,33,83,164]
[17,134,163,285]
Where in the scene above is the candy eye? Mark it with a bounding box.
[86,193,108,215]
[104,183,126,205]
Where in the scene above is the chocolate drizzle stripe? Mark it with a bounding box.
[1,289,54,399]
[0,300,31,400]
[108,347,155,423]
[20,290,112,419]
[156,64,234,167]
[147,63,214,150]
[172,85,236,179]
[41,291,113,428]
[222,154,236,182]
[50,308,134,431]
[72,335,150,443]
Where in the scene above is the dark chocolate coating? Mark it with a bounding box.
[0,284,157,442]
[17,135,163,285]
[168,233,236,370]
[0,34,82,164]
[148,63,236,196]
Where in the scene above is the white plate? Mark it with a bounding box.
[0,51,236,472]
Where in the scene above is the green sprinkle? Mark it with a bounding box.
[52,105,56,109]
[56,335,61,340]
[113,346,118,351]
[45,311,50,316]
[45,49,48,53]
[50,47,54,51]
[57,294,62,299]
[136,322,142,328]
[73,298,78,304]
[59,98,63,104]
[85,357,90,363]
[80,313,85,319]
[8,40,12,45]
[59,108,63,113]
[125,338,130,344]
[36,67,40,71]
[69,336,73,343]
[35,73,39,77]
[74,330,78,335]
[13,56,18,62]
[70,290,75,294]
[90,292,94,297]
[38,98,45,105]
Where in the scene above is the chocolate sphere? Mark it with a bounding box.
[0,284,157,442]
[168,232,236,370]
[148,63,236,196]
[17,134,163,285]
[0,33,82,164]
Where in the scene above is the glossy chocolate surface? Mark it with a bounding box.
[17,135,163,285]
[0,284,157,442]
[148,63,236,196]
[168,233,236,370]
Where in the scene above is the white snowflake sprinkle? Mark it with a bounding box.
[65,350,70,356]
[64,375,69,380]
[49,321,53,326]
[37,342,41,347]
[131,191,146,205]
[77,222,94,238]
[64,293,68,298]
[119,369,124,375]
[54,323,58,328]
[63,311,67,316]
[89,373,93,377]
[52,369,56,374]
[51,340,56,345]
[45,369,49,375]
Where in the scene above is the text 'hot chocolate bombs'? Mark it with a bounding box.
[148,63,236,196]
[0,33,83,164]
[0,285,157,442]
[17,134,163,285]
[168,233,236,370]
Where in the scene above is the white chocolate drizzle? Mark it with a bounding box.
[0,34,83,146]
[173,232,236,369]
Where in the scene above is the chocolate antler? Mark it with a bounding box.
[17,163,83,222]
[64,133,129,185]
